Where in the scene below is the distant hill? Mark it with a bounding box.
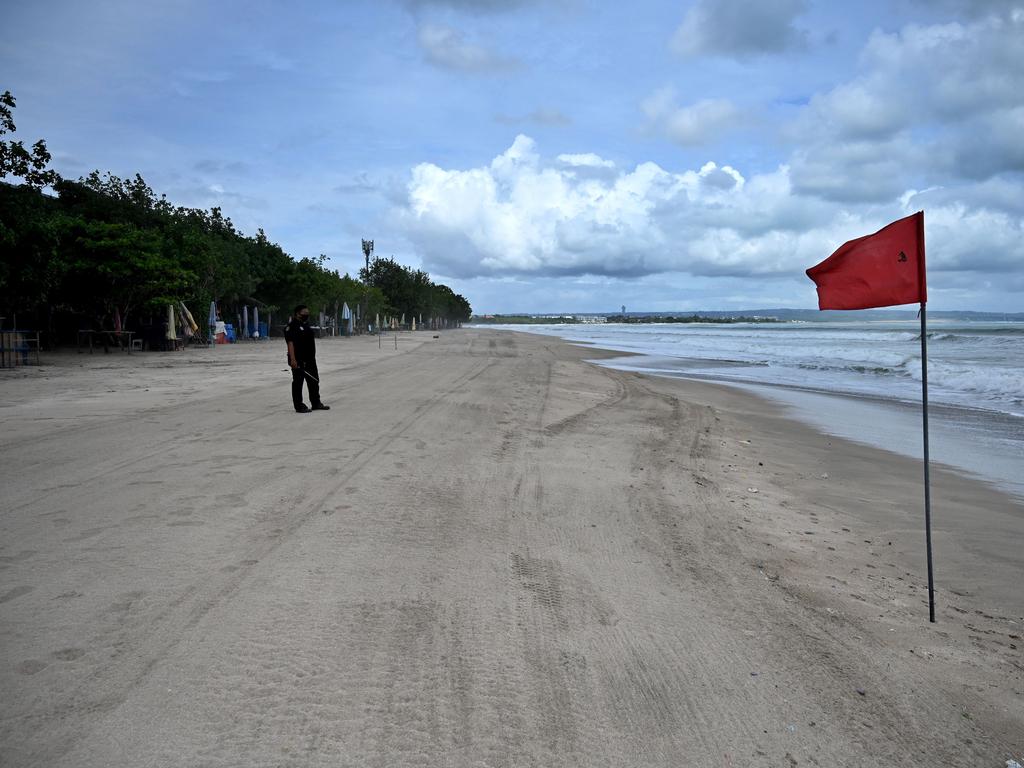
[473,308,1024,323]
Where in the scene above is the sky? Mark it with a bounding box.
[3,0,1023,313]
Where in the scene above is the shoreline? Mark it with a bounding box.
[604,357,1024,502]
[483,325,1024,501]
[1,329,1021,765]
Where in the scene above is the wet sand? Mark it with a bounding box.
[1,329,1021,766]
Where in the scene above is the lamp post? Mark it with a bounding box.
[361,239,374,334]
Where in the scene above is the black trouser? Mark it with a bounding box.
[291,359,321,409]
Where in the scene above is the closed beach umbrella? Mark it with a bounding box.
[253,306,260,338]
[375,313,379,333]
[167,304,177,340]
[180,302,198,333]
[242,305,248,338]
[411,316,416,331]
[177,306,191,338]
[400,313,405,327]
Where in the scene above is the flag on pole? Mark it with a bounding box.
[806,210,937,623]
[806,212,926,310]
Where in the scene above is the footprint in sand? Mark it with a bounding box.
[16,659,47,675]
[0,586,34,604]
[52,648,85,661]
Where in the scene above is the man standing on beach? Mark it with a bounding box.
[285,304,330,413]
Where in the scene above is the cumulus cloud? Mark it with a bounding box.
[923,202,1024,272]
[789,136,929,203]
[417,23,519,72]
[788,11,1024,203]
[671,0,808,58]
[806,13,1024,140]
[557,153,615,169]
[394,135,1024,287]
[643,88,741,146]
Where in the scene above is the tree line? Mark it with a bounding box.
[0,90,471,344]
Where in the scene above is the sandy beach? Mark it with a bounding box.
[1,328,1021,767]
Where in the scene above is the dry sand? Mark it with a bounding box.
[1,328,1021,767]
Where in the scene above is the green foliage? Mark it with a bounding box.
[361,257,471,324]
[1,172,471,336]
[0,89,471,335]
[0,183,63,313]
[0,90,60,189]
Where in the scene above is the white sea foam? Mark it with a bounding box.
[480,319,1024,417]
[477,319,1024,497]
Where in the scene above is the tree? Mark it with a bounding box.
[56,215,193,328]
[3,153,472,341]
[0,182,63,314]
[0,91,60,189]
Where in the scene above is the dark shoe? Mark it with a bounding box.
[311,403,330,411]
[295,404,310,413]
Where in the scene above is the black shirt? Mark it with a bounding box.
[284,318,316,362]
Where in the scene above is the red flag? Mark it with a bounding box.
[807,211,926,310]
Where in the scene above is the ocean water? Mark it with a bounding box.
[478,321,1024,499]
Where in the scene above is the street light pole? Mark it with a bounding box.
[361,239,374,334]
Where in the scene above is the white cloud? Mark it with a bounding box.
[557,153,615,169]
[788,10,1024,203]
[671,0,808,58]
[395,135,1024,290]
[643,89,741,146]
[667,99,740,145]
[417,23,519,72]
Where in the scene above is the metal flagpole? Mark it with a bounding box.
[920,302,935,622]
